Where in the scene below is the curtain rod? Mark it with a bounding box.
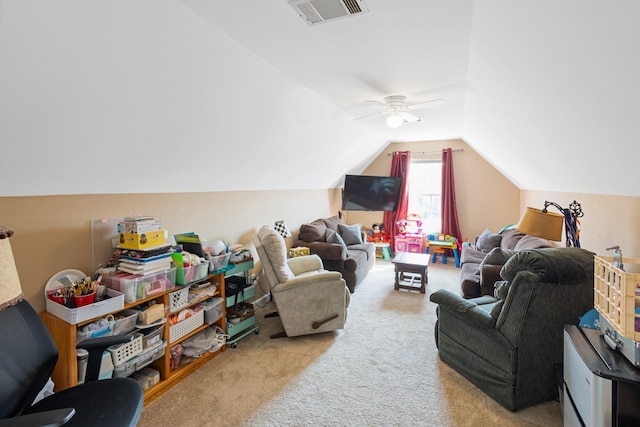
[387,148,464,156]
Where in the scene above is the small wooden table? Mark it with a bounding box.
[392,252,430,294]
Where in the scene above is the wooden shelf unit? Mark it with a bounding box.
[40,272,226,405]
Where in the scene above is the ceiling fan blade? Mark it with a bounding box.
[364,99,386,107]
[352,110,388,121]
[405,99,447,111]
[399,111,422,123]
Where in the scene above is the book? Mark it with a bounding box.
[117,264,172,275]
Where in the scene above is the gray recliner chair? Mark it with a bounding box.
[252,225,350,338]
[430,247,594,411]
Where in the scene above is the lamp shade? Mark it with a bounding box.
[516,207,564,241]
[0,227,23,311]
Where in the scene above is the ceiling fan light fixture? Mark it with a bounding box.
[386,114,403,128]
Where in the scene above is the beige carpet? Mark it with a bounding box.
[138,260,563,427]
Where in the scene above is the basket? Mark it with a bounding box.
[176,262,209,285]
[170,309,204,343]
[594,255,640,340]
[109,333,144,366]
[209,253,231,272]
[169,286,190,313]
[113,341,166,378]
[111,309,139,336]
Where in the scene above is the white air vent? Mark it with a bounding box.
[289,0,369,26]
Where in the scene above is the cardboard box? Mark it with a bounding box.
[138,303,165,325]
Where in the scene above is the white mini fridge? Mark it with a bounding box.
[563,325,640,426]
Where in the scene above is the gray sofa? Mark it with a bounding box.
[460,228,553,298]
[294,215,375,293]
[431,247,595,411]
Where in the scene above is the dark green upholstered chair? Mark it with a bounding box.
[430,247,594,411]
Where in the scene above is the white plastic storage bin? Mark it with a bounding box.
[203,298,224,325]
[45,288,124,325]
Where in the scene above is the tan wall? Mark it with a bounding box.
[1,189,342,312]
[344,139,521,242]
[520,190,640,258]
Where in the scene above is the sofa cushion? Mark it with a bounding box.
[299,219,326,242]
[325,229,347,250]
[323,215,343,232]
[460,247,486,266]
[338,223,363,245]
[500,229,526,250]
[475,247,517,274]
[513,234,553,251]
[476,229,502,252]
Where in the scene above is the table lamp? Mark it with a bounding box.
[0,226,24,311]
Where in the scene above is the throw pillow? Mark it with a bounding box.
[475,247,517,274]
[325,229,347,250]
[298,222,326,242]
[257,226,295,283]
[475,229,502,252]
[338,223,363,245]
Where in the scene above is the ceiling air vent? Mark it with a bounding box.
[289,0,369,26]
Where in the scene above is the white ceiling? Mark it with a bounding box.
[176,0,640,198]
[2,1,640,197]
[179,0,473,143]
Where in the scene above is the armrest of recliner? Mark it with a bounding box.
[272,271,344,293]
[430,289,496,327]
[0,408,75,427]
[480,264,504,296]
[287,254,323,275]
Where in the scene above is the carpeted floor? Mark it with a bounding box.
[138,259,563,427]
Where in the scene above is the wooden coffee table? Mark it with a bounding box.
[392,252,430,294]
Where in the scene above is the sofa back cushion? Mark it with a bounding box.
[500,229,526,250]
[323,215,343,232]
[513,234,553,251]
[298,218,327,242]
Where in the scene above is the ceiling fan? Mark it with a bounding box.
[353,95,446,128]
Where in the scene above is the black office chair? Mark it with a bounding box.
[0,299,144,426]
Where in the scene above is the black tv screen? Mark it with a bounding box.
[341,175,402,211]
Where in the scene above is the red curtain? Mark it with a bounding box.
[441,148,462,251]
[384,151,411,249]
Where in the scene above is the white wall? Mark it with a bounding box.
[0,0,384,197]
[464,0,640,197]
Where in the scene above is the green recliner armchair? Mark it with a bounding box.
[430,247,594,411]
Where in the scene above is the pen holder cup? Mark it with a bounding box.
[47,293,65,305]
[73,292,96,308]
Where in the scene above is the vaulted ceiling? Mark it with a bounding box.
[2,1,639,197]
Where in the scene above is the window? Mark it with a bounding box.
[408,160,442,233]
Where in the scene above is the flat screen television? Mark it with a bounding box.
[341,175,402,212]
